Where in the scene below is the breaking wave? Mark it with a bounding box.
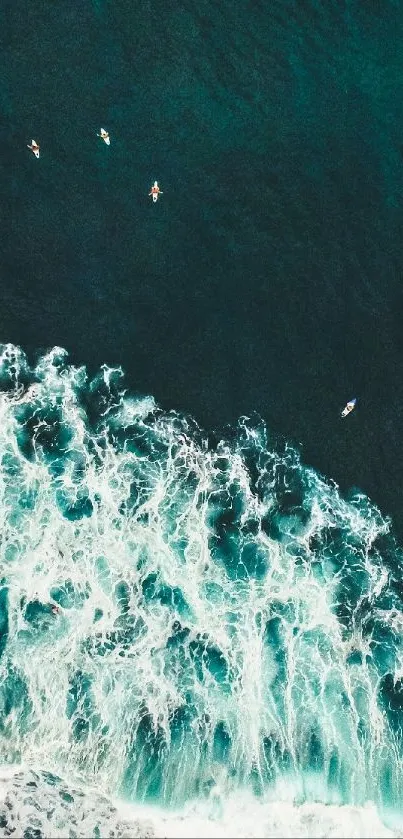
[0,343,402,837]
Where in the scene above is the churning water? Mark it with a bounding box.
[0,344,402,836]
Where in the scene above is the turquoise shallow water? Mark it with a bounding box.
[0,346,401,835]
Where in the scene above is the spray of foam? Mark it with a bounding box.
[0,765,399,838]
[0,343,401,836]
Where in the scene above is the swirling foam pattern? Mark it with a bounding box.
[0,343,402,836]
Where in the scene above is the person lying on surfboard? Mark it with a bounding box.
[149,181,163,202]
[27,139,40,158]
[341,398,356,417]
[97,128,110,145]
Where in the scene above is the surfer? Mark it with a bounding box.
[149,181,163,202]
[27,140,40,159]
[97,128,110,145]
[341,398,357,418]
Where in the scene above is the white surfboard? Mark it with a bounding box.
[27,140,40,158]
[341,398,357,417]
[98,128,110,145]
[150,180,162,202]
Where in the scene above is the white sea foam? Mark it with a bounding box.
[0,766,400,838]
[0,344,402,836]
[131,795,401,838]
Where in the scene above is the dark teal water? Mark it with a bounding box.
[2,0,403,535]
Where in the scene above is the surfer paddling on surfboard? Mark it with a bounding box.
[97,128,110,145]
[149,181,163,202]
[341,398,357,418]
[27,140,40,158]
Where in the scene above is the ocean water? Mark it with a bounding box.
[2,0,403,835]
[0,344,401,837]
[2,0,403,538]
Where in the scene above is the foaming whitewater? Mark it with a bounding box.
[0,343,402,838]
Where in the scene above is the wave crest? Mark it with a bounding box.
[0,344,401,833]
